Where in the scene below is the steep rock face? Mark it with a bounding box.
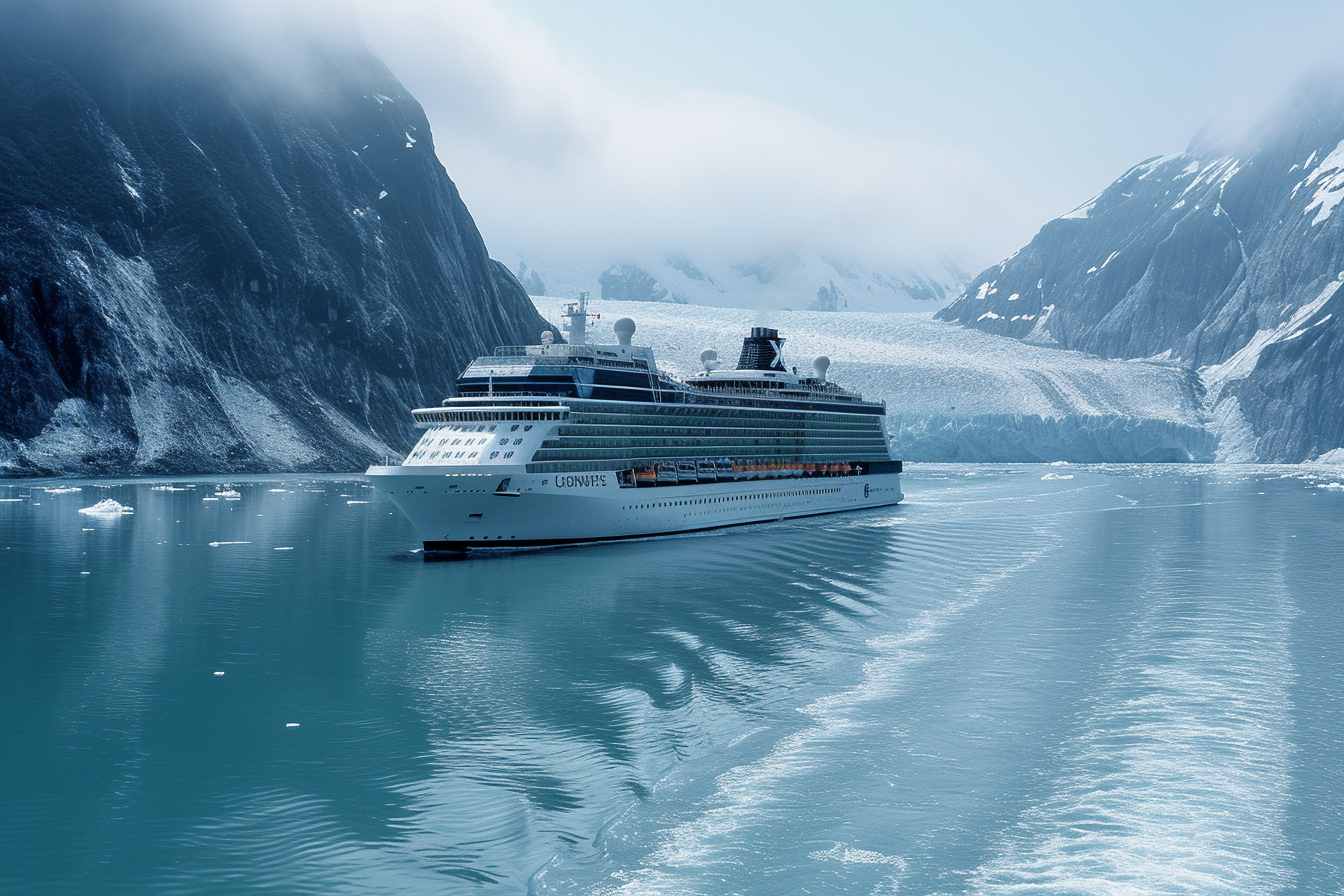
[0,3,549,475]
[937,82,1344,461]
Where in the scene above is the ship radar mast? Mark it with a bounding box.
[561,292,599,345]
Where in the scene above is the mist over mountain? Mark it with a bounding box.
[0,0,549,475]
[514,249,968,314]
[937,77,1344,462]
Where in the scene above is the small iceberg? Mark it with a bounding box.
[79,499,134,516]
[215,489,242,500]
[44,486,82,494]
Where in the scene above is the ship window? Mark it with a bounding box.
[513,439,522,445]
[524,425,533,431]
[504,451,514,458]
[511,425,520,431]
[489,425,497,432]
[499,438,508,445]
[490,451,499,459]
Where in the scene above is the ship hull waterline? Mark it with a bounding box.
[365,465,903,553]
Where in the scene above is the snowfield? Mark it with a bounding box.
[536,299,1216,463]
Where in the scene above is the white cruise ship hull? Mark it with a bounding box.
[366,465,902,552]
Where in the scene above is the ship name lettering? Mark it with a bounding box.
[555,474,608,489]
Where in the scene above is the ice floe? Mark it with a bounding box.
[79,499,134,516]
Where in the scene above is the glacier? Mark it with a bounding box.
[937,78,1344,462]
[535,299,1217,463]
[516,248,968,314]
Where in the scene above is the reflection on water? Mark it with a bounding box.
[2,468,1343,894]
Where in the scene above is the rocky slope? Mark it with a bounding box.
[937,79,1344,462]
[0,1,550,475]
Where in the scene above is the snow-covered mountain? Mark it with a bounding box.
[515,248,967,314]
[937,78,1344,462]
[0,1,548,475]
[540,299,1215,463]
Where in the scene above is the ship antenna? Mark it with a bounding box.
[561,291,599,345]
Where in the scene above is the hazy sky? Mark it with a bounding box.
[351,0,1344,274]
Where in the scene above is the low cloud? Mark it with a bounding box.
[353,0,1000,272]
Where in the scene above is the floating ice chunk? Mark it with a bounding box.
[1041,472,1075,480]
[274,546,294,551]
[1049,460,1070,466]
[214,671,225,676]
[215,489,241,500]
[346,500,368,504]
[151,485,192,491]
[208,541,251,547]
[0,498,23,503]
[45,486,82,494]
[285,722,300,728]
[267,488,292,493]
[79,499,134,516]
[378,190,388,199]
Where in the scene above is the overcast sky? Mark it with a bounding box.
[351,0,1344,274]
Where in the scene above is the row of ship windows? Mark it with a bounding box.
[429,423,536,435]
[409,449,520,462]
[532,446,884,462]
[411,422,540,459]
[415,410,564,423]
[539,436,885,449]
[574,406,877,424]
[623,487,840,510]
[558,420,882,433]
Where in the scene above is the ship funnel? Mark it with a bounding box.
[736,326,785,371]
[813,355,830,382]
[540,330,554,345]
[699,348,720,372]
[613,317,636,346]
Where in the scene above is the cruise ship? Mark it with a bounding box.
[365,297,903,552]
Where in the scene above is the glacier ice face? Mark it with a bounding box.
[936,79,1344,461]
[518,248,968,314]
[554,300,1216,463]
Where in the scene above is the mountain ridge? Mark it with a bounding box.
[0,2,550,475]
[936,78,1344,462]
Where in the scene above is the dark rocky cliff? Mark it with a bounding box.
[0,1,550,475]
[937,80,1344,462]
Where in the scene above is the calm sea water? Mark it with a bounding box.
[2,466,1342,895]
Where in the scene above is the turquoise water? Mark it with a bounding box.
[2,466,1342,894]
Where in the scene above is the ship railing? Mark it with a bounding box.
[684,383,867,403]
[472,350,652,371]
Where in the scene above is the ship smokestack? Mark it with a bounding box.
[736,327,785,371]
